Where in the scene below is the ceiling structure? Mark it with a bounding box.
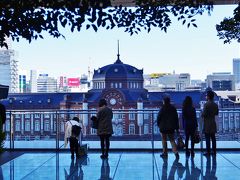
[111,0,239,6]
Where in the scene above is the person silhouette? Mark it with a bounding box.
[185,157,201,180]
[204,156,217,180]
[99,159,112,180]
[64,158,85,180]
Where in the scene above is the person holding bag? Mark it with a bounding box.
[96,99,113,159]
[64,117,81,159]
[182,96,198,157]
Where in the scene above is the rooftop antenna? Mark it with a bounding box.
[115,40,122,63]
[117,40,120,60]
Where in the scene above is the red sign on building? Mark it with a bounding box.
[68,78,80,87]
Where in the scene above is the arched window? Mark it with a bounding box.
[44,120,50,131]
[15,120,20,131]
[144,124,149,134]
[111,83,114,88]
[25,120,30,131]
[129,124,135,135]
[35,120,40,131]
[117,125,123,136]
[129,108,135,120]
[119,83,122,88]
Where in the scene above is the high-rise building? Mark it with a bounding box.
[37,74,57,93]
[206,72,235,91]
[30,70,37,93]
[0,49,18,93]
[233,58,240,84]
[19,75,27,93]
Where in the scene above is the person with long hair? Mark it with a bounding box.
[97,99,113,159]
[182,96,198,157]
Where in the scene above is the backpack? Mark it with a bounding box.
[70,121,81,137]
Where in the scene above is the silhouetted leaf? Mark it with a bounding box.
[92,24,98,32]
[192,23,197,28]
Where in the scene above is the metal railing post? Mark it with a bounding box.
[56,111,59,150]
[151,110,154,153]
[10,111,14,149]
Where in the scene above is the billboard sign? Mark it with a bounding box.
[68,78,80,87]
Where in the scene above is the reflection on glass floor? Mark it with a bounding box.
[1,152,240,180]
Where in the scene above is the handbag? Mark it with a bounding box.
[194,131,201,144]
[78,143,88,156]
[91,116,98,129]
[177,136,185,149]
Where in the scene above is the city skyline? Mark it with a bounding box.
[12,5,240,81]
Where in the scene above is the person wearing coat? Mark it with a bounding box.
[64,117,82,159]
[157,96,179,159]
[0,102,6,132]
[182,96,198,157]
[202,90,219,156]
[97,99,113,159]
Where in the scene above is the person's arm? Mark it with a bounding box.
[182,109,185,129]
[201,103,208,118]
[157,109,162,127]
[175,108,179,130]
[215,104,219,116]
[193,108,198,128]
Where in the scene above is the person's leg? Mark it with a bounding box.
[73,137,79,158]
[105,134,111,157]
[190,132,195,156]
[205,133,211,155]
[211,133,216,155]
[99,135,105,158]
[185,133,190,155]
[69,137,75,159]
[161,133,168,156]
[168,133,178,154]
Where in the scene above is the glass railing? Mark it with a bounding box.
[2,109,240,150]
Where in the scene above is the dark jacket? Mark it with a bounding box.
[157,104,179,134]
[97,106,113,136]
[0,103,6,125]
[202,100,219,134]
[182,107,198,134]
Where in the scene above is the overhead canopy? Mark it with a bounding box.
[111,0,239,6]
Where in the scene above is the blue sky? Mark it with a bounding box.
[12,5,240,80]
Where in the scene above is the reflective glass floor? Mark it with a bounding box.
[1,151,240,180]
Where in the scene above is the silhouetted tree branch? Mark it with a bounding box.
[0,0,215,48]
[216,3,240,44]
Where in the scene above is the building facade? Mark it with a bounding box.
[233,58,240,84]
[0,49,18,93]
[30,70,37,93]
[206,72,235,91]
[37,74,57,93]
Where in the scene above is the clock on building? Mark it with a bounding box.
[110,98,117,105]
[104,91,123,106]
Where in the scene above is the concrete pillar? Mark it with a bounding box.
[82,99,88,136]
[21,113,24,135]
[31,114,34,135]
[137,98,143,136]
